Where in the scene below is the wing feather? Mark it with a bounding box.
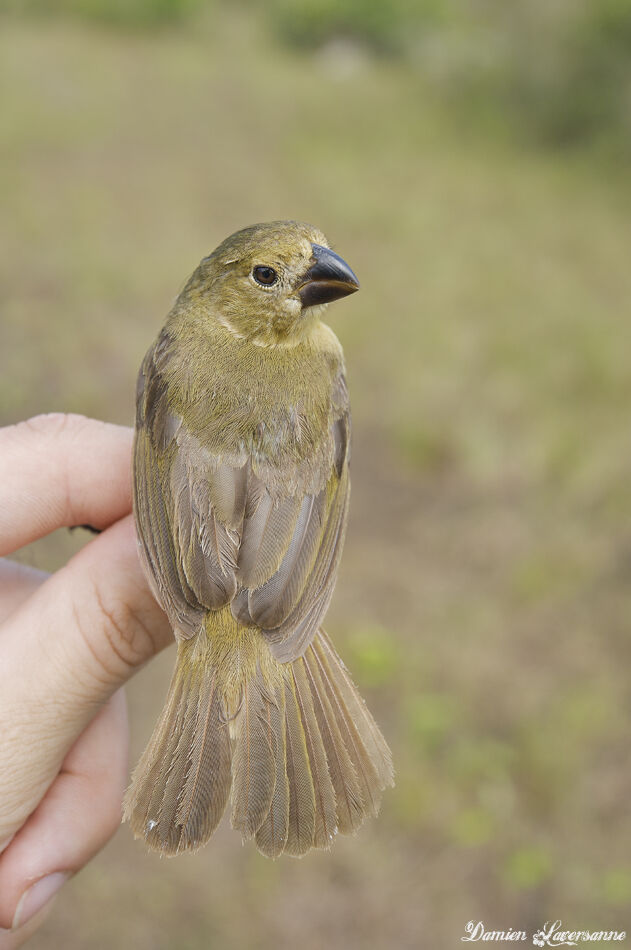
[245,428,349,661]
[134,335,244,635]
[135,331,351,661]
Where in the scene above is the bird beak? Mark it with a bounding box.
[298,244,360,308]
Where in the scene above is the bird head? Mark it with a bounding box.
[182,220,359,346]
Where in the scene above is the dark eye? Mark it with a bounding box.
[252,265,278,286]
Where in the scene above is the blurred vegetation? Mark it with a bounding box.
[6,0,631,155]
[2,0,205,28]
[2,2,631,948]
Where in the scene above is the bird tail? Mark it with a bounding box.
[252,629,395,857]
[122,630,233,855]
[124,615,394,857]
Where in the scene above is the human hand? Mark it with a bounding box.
[0,414,171,948]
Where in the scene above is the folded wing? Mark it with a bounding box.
[134,331,350,661]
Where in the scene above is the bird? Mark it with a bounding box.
[124,220,394,858]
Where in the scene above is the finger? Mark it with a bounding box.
[0,902,56,949]
[0,690,128,932]
[0,561,48,624]
[0,515,172,841]
[0,414,133,556]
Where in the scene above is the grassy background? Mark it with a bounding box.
[2,4,631,947]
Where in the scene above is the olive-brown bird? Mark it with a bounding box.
[124,220,393,857]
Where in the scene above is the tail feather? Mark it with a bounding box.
[310,644,379,816]
[302,647,364,835]
[283,674,317,855]
[310,634,394,817]
[152,667,197,849]
[319,631,394,785]
[128,664,187,821]
[123,647,232,855]
[174,667,232,850]
[255,685,289,857]
[231,668,276,838]
[292,657,338,849]
[124,627,393,858]
[125,661,191,846]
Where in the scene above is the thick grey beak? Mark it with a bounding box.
[298,243,360,308]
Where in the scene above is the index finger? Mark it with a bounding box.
[0,414,133,556]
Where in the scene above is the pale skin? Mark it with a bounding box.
[0,413,171,947]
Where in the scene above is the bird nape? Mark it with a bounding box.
[123,220,394,858]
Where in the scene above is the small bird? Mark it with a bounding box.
[124,220,393,857]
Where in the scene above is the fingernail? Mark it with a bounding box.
[12,872,68,930]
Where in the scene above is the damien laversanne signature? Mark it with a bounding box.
[461,920,626,946]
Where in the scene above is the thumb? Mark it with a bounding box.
[0,514,172,843]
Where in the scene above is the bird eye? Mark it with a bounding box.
[252,265,278,286]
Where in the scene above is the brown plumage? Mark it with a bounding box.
[124,221,394,857]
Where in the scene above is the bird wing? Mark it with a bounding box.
[233,392,350,663]
[134,330,350,662]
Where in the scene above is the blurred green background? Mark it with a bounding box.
[2,0,631,947]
